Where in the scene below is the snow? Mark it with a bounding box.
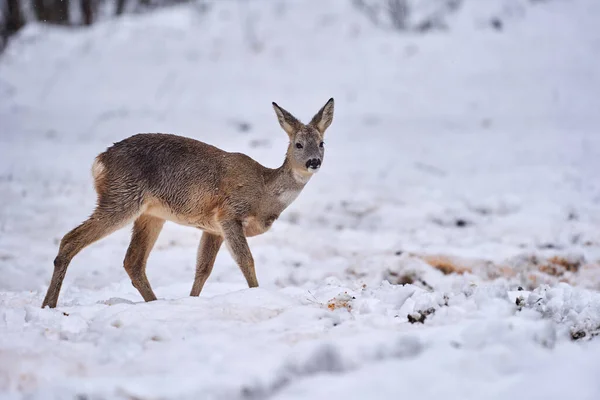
[1,0,600,398]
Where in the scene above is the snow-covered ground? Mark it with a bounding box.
[2,0,600,398]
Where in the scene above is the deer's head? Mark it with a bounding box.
[272,98,334,176]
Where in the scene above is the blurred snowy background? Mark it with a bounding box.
[1,0,600,399]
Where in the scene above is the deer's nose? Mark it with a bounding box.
[306,158,321,169]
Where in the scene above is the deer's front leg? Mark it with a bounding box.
[190,231,223,296]
[221,220,258,288]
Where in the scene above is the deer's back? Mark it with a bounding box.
[95,133,266,227]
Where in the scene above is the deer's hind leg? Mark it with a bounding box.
[42,206,141,309]
[190,232,223,297]
[123,214,165,302]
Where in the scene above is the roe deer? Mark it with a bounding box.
[42,98,334,308]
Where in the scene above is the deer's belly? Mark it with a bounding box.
[145,201,278,237]
[145,203,222,234]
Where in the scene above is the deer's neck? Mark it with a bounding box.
[265,156,311,210]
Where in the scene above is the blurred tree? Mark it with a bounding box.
[33,0,51,22]
[52,0,70,24]
[32,0,70,24]
[388,0,409,31]
[116,0,127,15]
[80,0,94,25]
[353,0,463,33]
[1,0,211,51]
[5,0,25,35]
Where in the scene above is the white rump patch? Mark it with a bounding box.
[91,157,105,180]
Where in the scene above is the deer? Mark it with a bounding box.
[41,98,334,308]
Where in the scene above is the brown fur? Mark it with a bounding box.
[42,99,334,308]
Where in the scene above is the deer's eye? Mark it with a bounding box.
[319,141,324,148]
[295,143,303,149]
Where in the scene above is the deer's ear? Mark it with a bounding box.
[272,102,302,137]
[309,98,334,135]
